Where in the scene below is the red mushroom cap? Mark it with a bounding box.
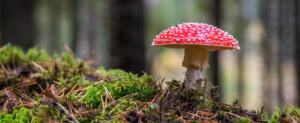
[152,22,240,51]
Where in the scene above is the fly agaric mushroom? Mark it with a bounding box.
[152,22,240,90]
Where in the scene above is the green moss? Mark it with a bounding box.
[0,107,32,123]
[0,43,25,66]
[26,47,51,63]
[81,72,157,110]
[0,44,288,122]
[235,117,251,123]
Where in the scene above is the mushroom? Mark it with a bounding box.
[151,22,240,90]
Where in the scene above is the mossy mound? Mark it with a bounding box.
[0,44,299,123]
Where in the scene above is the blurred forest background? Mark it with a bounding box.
[0,0,299,115]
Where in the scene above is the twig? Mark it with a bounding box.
[187,112,211,120]
[14,89,34,101]
[38,84,44,92]
[30,61,45,72]
[0,58,5,70]
[285,111,296,123]
[16,80,37,88]
[197,110,215,116]
[105,93,138,108]
[63,43,80,61]
[102,85,115,106]
[0,44,6,52]
[95,79,121,85]
[67,101,79,114]
[226,112,241,118]
[109,103,122,115]
[67,84,78,96]
[213,101,239,109]
[105,92,108,111]
[288,104,300,118]
[174,86,186,101]
[56,103,79,123]
[208,113,218,120]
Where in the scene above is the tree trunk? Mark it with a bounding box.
[0,0,34,50]
[295,0,300,105]
[261,0,281,114]
[109,0,145,75]
[235,0,245,104]
[279,0,297,108]
[71,0,79,52]
[210,0,221,99]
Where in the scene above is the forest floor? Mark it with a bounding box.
[0,44,299,123]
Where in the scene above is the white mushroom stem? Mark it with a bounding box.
[182,47,210,90]
[185,67,203,90]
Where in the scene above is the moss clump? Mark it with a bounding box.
[0,43,25,66]
[0,44,297,122]
[0,107,32,123]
